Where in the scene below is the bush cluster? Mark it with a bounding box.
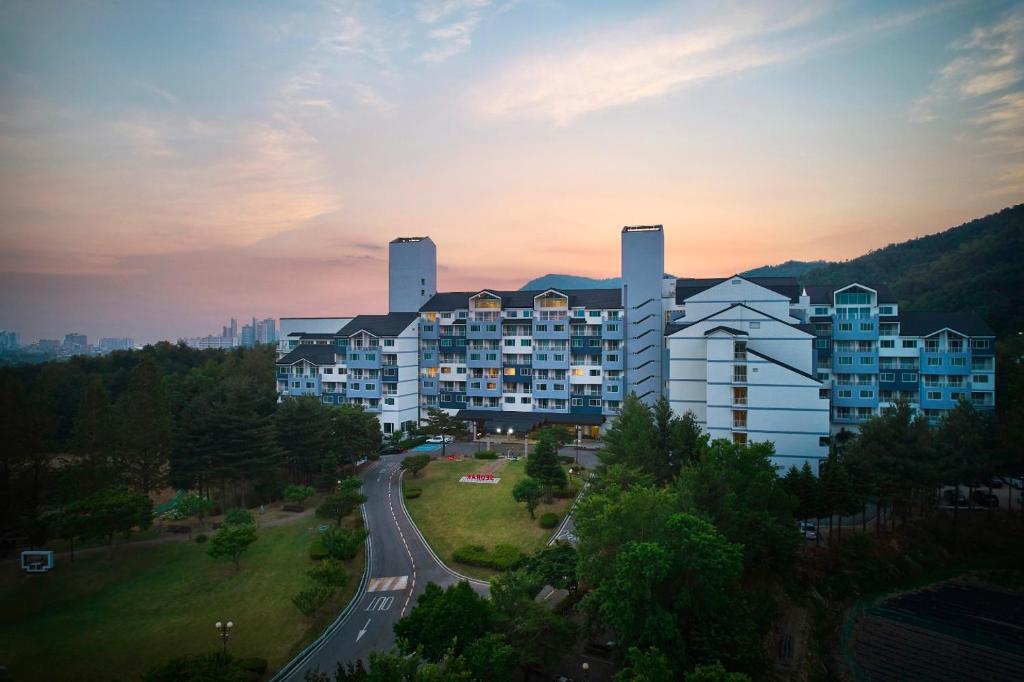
[473,451,499,460]
[308,558,349,587]
[552,484,579,499]
[194,533,208,544]
[309,537,330,560]
[404,488,422,499]
[452,543,526,571]
[397,435,430,450]
[538,512,560,529]
[292,584,335,617]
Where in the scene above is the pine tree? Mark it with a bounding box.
[526,431,566,500]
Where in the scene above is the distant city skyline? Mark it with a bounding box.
[1,1,1022,343]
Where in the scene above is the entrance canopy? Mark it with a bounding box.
[454,409,604,434]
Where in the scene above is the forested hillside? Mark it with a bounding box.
[802,204,1023,336]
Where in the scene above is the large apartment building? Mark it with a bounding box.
[276,226,996,471]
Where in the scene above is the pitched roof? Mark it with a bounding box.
[668,302,814,336]
[421,288,622,311]
[802,283,896,304]
[747,348,820,383]
[675,276,801,303]
[896,311,995,337]
[295,332,338,340]
[276,344,337,366]
[338,313,419,337]
[704,325,748,336]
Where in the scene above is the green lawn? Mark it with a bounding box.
[403,458,571,579]
[0,516,365,681]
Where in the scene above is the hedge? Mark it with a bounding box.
[404,488,422,499]
[538,512,560,529]
[237,658,268,676]
[553,484,579,499]
[452,543,526,571]
[194,533,208,544]
[309,537,330,560]
[473,451,499,460]
[397,435,430,450]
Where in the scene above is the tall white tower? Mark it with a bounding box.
[388,237,437,313]
[621,225,665,406]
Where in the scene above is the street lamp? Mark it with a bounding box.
[582,661,590,681]
[575,425,581,465]
[215,620,234,656]
[507,427,514,458]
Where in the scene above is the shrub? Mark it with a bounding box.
[398,435,429,450]
[558,455,575,464]
[452,543,526,571]
[322,527,367,560]
[237,657,268,676]
[308,558,349,587]
[309,537,330,560]
[538,512,560,529]
[474,450,499,460]
[292,584,335,617]
[194,533,208,544]
[224,508,254,527]
[283,484,315,506]
[141,653,246,682]
[404,488,422,499]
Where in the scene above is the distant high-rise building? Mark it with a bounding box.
[99,337,134,353]
[63,333,88,352]
[241,323,256,348]
[183,335,236,350]
[255,318,277,344]
[0,330,19,351]
[37,339,61,353]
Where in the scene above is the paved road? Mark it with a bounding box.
[280,454,487,680]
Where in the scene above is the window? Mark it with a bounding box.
[486,353,497,361]
[880,339,895,348]
[505,338,515,346]
[927,357,942,366]
[606,324,618,331]
[971,339,990,349]
[838,389,852,398]
[458,311,467,318]
[819,436,830,447]
[553,324,565,332]
[422,324,434,332]
[973,374,989,384]
[519,338,531,346]
[927,391,941,401]
[950,357,966,367]
[535,324,547,332]
[589,369,601,376]
[385,398,394,405]
[522,310,532,318]
[384,339,394,346]
[589,338,601,347]
[607,354,618,362]
[536,353,547,361]
[365,383,375,391]
[859,389,873,398]
[814,307,829,315]
[574,309,585,318]
[859,356,874,365]
[506,310,518,318]
[839,322,853,332]
[732,433,747,445]
[505,396,515,404]
[349,353,359,361]
[554,354,565,361]
[816,338,829,348]
[589,310,601,318]
[860,322,873,332]
[836,292,870,305]
[902,372,918,382]
[880,372,895,382]
[879,306,893,315]
[750,321,760,329]
[486,324,497,332]
[521,397,531,404]
[902,340,917,349]
[838,356,853,365]
[441,312,452,319]
[351,382,360,390]
[470,324,480,332]
[469,353,480,360]
[607,385,619,393]
[571,398,583,406]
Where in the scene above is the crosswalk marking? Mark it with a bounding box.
[367,575,409,592]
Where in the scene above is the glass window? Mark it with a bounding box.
[859,356,874,365]
[879,306,893,315]
[927,391,941,401]
[860,322,873,332]
[384,339,394,346]
[927,357,941,366]
[814,307,829,315]
[880,339,895,348]
[902,340,916,348]
[902,372,917,382]
[839,322,853,332]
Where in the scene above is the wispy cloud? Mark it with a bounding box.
[911,7,1024,196]
[138,82,180,105]
[416,0,491,63]
[471,3,949,125]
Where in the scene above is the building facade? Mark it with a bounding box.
[276,230,996,471]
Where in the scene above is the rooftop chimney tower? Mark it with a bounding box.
[389,237,437,313]
[621,225,665,406]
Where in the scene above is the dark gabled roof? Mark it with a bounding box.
[675,276,801,304]
[296,332,338,340]
[668,303,814,336]
[664,322,690,336]
[747,348,820,383]
[338,313,419,338]
[802,283,896,304]
[421,288,622,312]
[276,345,337,366]
[896,311,995,337]
[704,325,748,336]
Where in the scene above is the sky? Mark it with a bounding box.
[1,0,1022,344]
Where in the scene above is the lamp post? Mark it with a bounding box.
[215,620,234,657]
[575,425,581,465]
[582,661,590,681]
[507,427,514,458]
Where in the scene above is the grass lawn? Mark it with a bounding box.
[0,515,365,681]
[403,458,572,579]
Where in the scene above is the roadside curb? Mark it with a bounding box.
[269,491,374,681]
[396,469,490,588]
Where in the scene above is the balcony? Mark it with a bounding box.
[732,373,747,383]
[732,420,747,429]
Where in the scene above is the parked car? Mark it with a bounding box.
[379,445,404,455]
[426,434,454,444]
[798,521,818,540]
[998,476,1023,489]
[971,490,999,507]
[942,489,968,507]
[988,477,1004,489]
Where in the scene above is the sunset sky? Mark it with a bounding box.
[1,0,1022,343]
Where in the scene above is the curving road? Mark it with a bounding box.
[279,454,487,681]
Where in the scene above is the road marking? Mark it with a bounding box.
[365,596,394,612]
[368,575,409,592]
[385,467,418,617]
[356,618,371,642]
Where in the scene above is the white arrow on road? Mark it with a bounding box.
[356,618,371,642]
